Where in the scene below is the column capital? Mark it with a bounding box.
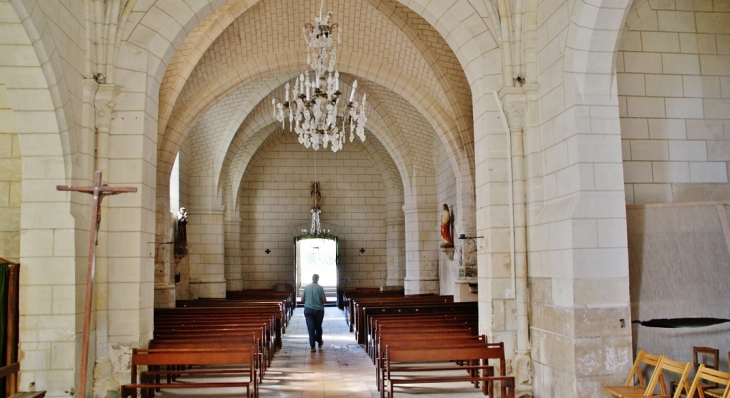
[498,87,526,131]
[401,203,432,215]
[187,204,225,215]
[85,80,120,134]
[225,216,243,224]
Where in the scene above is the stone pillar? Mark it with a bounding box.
[186,205,226,298]
[402,204,439,294]
[153,211,177,308]
[385,216,405,286]
[499,86,533,396]
[224,216,243,291]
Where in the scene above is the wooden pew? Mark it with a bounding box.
[357,300,477,344]
[368,314,478,357]
[149,335,266,385]
[375,334,487,392]
[154,314,275,362]
[120,347,256,398]
[0,258,46,398]
[343,290,408,329]
[153,326,270,374]
[157,305,284,347]
[382,341,515,398]
[177,299,287,331]
[339,287,404,310]
[227,289,295,322]
[352,296,456,341]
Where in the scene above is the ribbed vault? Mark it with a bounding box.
[156,0,475,211]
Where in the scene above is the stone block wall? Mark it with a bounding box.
[619,0,730,204]
[239,137,390,290]
[435,141,460,294]
[0,80,20,261]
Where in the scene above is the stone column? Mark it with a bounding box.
[224,216,243,291]
[402,204,439,294]
[153,211,176,308]
[186,204,226,298]
[499,86,533,396]
[385,216,405,286]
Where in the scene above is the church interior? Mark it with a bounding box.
[0,0,729,396]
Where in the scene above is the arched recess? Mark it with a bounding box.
[220,77,424,213]
[0,2,80,395]
[161,57,467,200]
[233,125,402,289]
[156,0,479,233]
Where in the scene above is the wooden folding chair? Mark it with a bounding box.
[686,364,730,398]
[672,347,721,396]
[655,357,692,398]
[604,350,665,397]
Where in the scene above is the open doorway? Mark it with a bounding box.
[295,236,338,305]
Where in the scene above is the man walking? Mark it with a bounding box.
[301,273,326,352]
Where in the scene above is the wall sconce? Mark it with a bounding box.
[458,234,484,251]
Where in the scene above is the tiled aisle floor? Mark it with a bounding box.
[259,306,378,397]
[159,307,496,397]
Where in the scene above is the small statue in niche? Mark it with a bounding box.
[175,207,188,255]
[440,203,454,248]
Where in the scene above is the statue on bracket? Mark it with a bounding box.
[440,203,454,248]
[175,207,188,256]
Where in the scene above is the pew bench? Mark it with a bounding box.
[382,342,515,398]
[367,313,478,354]
[375,334,488,391]
[156,306,284,347]
[357,301,477,344]
[149,335,266,384]
[120,347,256,398]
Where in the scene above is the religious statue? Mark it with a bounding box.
[311,182,321,210]
[440,204,454,248]
[175,207,188,255]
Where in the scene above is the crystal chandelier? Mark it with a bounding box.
[273,2,366,152]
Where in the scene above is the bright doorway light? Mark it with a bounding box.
[298,238,337,286]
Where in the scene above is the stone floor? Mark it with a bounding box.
[158,306,495,397]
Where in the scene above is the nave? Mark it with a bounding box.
[156,307,493,397]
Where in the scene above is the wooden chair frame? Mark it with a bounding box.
[670,347,719,397]
[604,350,665,397]
[686,364,730,398]
[656,357,692,398]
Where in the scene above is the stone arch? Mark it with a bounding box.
[233,123,401,288]
[0,3,80,394]
[153,0,483,232]
[222,107,406,219]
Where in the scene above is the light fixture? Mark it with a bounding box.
[458,233,484,251]
[273,0,366,153]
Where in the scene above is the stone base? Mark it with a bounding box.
[189,279,226,299]
[453,278,478,302]
[404,278,439,294]
[154,282,176,308]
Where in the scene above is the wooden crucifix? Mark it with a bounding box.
[57,171,136,398]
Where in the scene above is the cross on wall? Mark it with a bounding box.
[57,171,137,398]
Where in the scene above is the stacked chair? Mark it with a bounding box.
[604,348,730,398]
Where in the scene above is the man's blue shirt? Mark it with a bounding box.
[302,282,325,310]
